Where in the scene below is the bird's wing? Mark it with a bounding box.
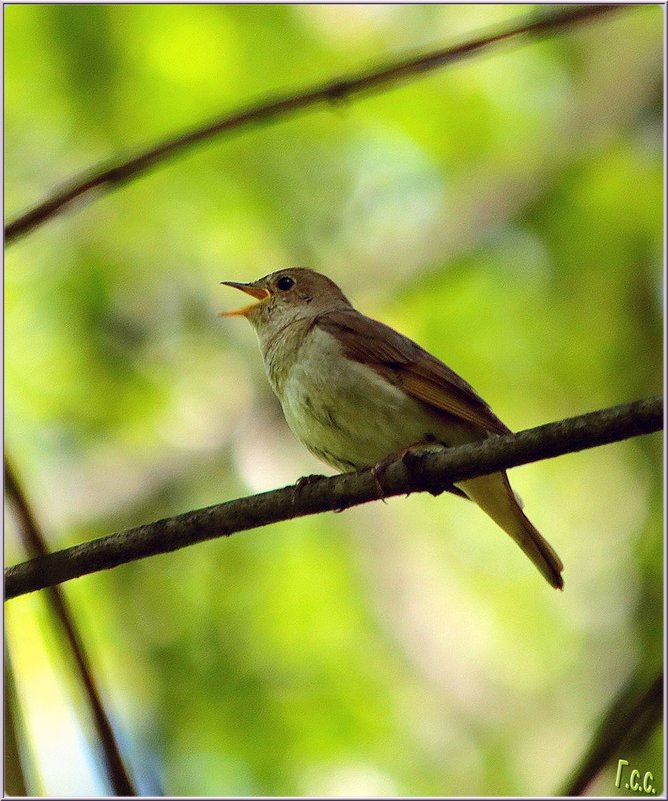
[316,309,511,436]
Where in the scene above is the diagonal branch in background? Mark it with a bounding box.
[4,641,29,797]
[559,667,663,796]
[4,458,137,796]
[4,396,662,601]
[5,3,627,244]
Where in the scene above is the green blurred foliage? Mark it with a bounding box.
[4,4,663,797]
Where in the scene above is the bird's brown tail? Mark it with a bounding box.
[457,472,564,590]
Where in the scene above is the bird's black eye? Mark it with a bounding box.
[276,276,295,291]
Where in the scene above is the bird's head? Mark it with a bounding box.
[221,268,351,333]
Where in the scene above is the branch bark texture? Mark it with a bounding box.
[5,3,626,244]
[4,396,662,601]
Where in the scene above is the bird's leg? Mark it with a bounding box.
[400,440,472,498]
[369,463,389,503]
[371,439,470,500]
[292,473,328,501]
[369,440,439,502]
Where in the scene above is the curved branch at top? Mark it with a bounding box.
[5,4,627,244]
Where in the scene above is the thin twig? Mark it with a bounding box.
[4,641,29,797]
[559,669,663,796]
[4,396,662,601]
[4,457,137,796]
[4,4,627,244]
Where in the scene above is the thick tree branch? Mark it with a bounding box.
[4,458,136,795]
[4,396,662,601]
[4,4,627,244]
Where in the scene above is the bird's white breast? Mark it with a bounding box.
[268,325,442,471]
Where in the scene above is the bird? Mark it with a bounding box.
[221,268,564,590]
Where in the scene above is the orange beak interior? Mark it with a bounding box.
[220,281,271,317]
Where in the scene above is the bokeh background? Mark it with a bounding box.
[4,4,663,797]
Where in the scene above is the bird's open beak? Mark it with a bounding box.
[219,281,271,317]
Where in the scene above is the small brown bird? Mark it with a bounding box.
[222,268,564,589]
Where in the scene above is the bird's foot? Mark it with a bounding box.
[365,444,426,503]
[367,443,430,501]
[369,462,389,503]
[399,442,467,498]
[293,473,327,501]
